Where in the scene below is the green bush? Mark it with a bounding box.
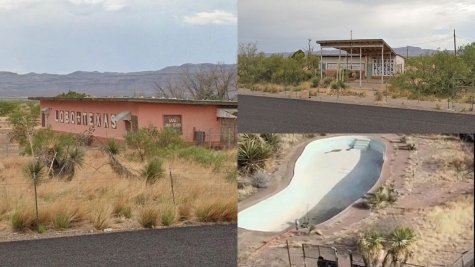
[311,77,320,88]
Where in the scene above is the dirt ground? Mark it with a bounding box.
[238,86,475,114]
[238,134,474,267]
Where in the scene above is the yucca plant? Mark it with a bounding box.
[260,133,281,153]
[140,157,166,184]
[56,146,86,181]
[23,159,44,181]
[238,138,273,175]
[382,227,416,267]
[356,229,386,267]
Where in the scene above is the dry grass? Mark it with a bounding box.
[0,146,237,233]
[424,138,474,182]
[410,195,474,265]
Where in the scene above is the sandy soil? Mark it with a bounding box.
[238,134,474,267]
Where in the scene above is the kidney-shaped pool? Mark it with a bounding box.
[238,135,386,232]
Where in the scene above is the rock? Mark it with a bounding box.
[104,228,113,232]
[315,229,323,236]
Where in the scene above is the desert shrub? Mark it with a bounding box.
[321,77,334,88]
[178,204,192,221]
[140,157,166,184]
[160,206,176,226]
[252,170,270,188]
[195,200,237,222]
[311,77,320,88]
[365,183,399,210]
[90,206,111,230]
[374,91,383,101]
[138,207,159,228]
[53,212,73,229]
[10,209,35,231]
[113,199,132,218]
[177,146,227,168]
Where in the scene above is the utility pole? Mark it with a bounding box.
[454,29,457,57]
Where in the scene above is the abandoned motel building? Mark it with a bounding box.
[316,39,406,85]
[29,96,238,146]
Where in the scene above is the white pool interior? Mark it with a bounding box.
[238,136,386,232]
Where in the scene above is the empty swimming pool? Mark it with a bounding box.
[238,135,386,232]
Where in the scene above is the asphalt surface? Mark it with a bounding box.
[239,95,475,133]
[0,224,236,267]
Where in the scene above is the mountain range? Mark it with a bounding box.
[0,63,236,98]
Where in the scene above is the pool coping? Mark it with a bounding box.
[238,134,398,236]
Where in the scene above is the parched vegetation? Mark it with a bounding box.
[0,111,237,234]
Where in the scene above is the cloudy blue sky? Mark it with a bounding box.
[239,0,475,54]
[0,0,237,74]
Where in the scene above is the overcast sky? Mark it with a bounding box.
[239,0,475,54]
[0,0,237,74]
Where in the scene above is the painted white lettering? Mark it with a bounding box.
[111,114,116,129]
[55,110,59,122]
[60,111,64,123]
[103,114,109,128]
[96,113,101,127]
[70,111,75,124]
[65,111,69,123]
[82,112,87,126]
[89,112,94,127]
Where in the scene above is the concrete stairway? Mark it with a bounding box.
[351,138,370,151]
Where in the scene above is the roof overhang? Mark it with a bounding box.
[41,107,50,114]
[112,111,131,123]
[317,39,401,58]
[217,108,237,119]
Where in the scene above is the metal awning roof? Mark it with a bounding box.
[217,108,237,119]
[317,39,403,58]
[112,111,131,123]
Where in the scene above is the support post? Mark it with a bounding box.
[33,173,39,232]
[320,46,323,80]
[381,45,384,85]
[302,244,307,267]
[359,47,362,88]
[286,240,292,267]
[338,48,341,81]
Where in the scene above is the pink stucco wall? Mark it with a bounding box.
[40,99,225,143]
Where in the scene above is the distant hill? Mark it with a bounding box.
[0,63,236,98]
[266,47,453,58]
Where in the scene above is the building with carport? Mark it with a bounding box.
[316,39,405,86]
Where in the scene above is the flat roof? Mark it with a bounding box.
[317,39,404,58]
[28,96,237,107]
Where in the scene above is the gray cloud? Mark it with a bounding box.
[239,0,475,53]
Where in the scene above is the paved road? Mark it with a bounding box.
[0,224,236,267]
[239,95,475,133]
